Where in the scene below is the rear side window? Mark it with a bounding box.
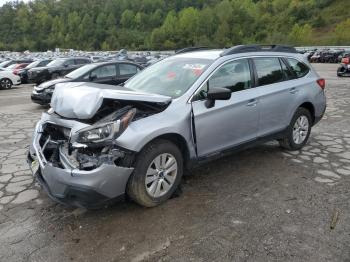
[253,57,284,86]
[287,58,309,78]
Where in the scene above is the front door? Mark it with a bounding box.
[191,59,260,157]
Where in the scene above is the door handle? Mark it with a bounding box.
[246,99,258,107]
[289,87,298,94]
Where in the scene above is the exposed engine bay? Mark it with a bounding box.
[40,98,170,171]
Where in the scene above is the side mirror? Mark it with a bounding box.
[205,87,231,108]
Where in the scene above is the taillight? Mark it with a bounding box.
[317,78,325,89]
[341,57,349,64]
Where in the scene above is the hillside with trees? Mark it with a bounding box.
[0,0,349,51]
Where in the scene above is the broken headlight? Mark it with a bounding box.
[77,109,136,144]
[43,86,55,94]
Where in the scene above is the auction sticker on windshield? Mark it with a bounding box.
[183,64,207,76]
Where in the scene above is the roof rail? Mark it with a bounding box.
[220,45,297,56]
[175,46,210,54]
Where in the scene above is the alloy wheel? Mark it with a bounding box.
[1,79,12,89]
[145,153,178,198]
[292,115,309,144]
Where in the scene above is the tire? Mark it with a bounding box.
[127,139,183,207]
[0,78,13,89]
[337,67,346,77]
[279,107,312,151]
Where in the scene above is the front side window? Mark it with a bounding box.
[254,57,284,86]
[287,58,310,78]
[124,57,212,98]
[193,59,251,101]
[208,59,251,93]
[90,65,117,79]
[64,59,75,66]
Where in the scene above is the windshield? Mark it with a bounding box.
[66,64,97,79]
[7,64,17,69]
[47,59,65,67]
[124,57,212,98]
[27,60,40,68]
[0,61,10,67]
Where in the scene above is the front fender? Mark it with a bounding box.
[115,104,196,158]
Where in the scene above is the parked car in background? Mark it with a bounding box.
[27,57,91,84]
[7,63,30,76]
[31,61,143,105]
[28,45,326,208]
[0,59,33,68]
[337,53,350,77]
[17,59,52,83]
[90,56,106,63]
[0,68,21,89]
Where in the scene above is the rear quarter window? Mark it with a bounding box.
[287,58,310,78]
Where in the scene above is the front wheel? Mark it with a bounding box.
[127,139,183,207]
[0,78,13,89]
[279,108,312,151]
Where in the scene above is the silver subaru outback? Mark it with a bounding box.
[28,45,326,208]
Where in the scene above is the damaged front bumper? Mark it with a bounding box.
[27,115,134,208]
[31,89,52,105]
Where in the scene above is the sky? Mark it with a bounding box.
[0,0,30,7]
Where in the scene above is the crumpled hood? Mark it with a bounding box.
[38,78,70,89]
[51,82,172,119]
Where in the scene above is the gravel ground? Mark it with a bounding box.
[0,63,349,262]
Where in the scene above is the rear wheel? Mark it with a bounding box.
[0,78,13,89]
[279,107,312,151]
[127,139,183,207]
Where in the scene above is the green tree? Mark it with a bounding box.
[288,23,312,45]
[120,10,135,28]
[334,19,350,44]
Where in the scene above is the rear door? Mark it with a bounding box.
[117,63,141,84]
[253,57,299,137]
[192,58,260,157]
